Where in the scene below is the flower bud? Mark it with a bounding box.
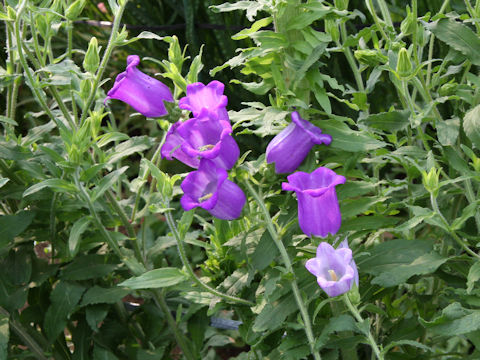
[400,6,416,36]
[354,49,388,67]
[7,6,16,21]
[325,19,340,42]
[472,157,480,172]
[83,37,100,74]
[80,78,92,101]
[66,0,86,20]
[439,82,458,97]
[396,48,412,78]
[422,168,440,196]
[334,0,349,11]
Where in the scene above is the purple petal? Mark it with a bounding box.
[106,55,173,117]
[316,265,354,297]
[338,239,359,285]
[179,81,229,121]
[180,159,245,220]
[161,122,200,168]
[266,112,332,174]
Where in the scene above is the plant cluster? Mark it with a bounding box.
[1,0,480,359]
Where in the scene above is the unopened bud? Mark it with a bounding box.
[334,0,349,11]
[66,0,86,20]
[325,19,340,43]
[83,37,100,74]
[396,48,412,78]
[400,6,416,35]
[354,49,388,67]
[422,168,440,196]
[7,6,16,21]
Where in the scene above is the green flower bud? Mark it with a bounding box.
[354,49,388,67]
[325,19,340,43]
[66,0,86,21]
[80,78,92,101]
[7,6,16,21]
[422,168,440,196]
[348,283,361,305]
[396,48,412,78]
[334,0,349,11]
[400,6,416,35]
[438,82,458,97]
[83,37,100,74]
[472,157,480,172]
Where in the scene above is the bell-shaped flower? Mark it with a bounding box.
[161,109,239,170]
[282,167,346,238]
[180,159,246,220]
[179,81,229,122]
[105,55,173,117]
[305,242,356,297]
[266,111,332,173]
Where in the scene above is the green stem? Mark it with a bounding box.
[152,290,196,360]
[465,179,480,231]
[465,0,480,33]
[430,193,480,259]
[0,307,48,360]
[244,180,321,360]
[14,0,67,132]
[343,295,384,360]
[376,0,393,29]
[164,208,254,306]
[79,0,129,125]
[367,0,389,41]
[67,20,73,59]
[339,23,365,92]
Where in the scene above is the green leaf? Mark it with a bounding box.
[118,268,186,289]
[253,294,297,332]
[86,305,109,332]
[93,345,119,360]
[315,120,387,152]
[464,104,480,149]
[467,261,480,294]
[420,302,480,336]
[451,201,479,231]
[359,239,447,287]
[383,339,432,355]
[68,217,91,257]
[232,17,273,40]
[107,136,152,164]
[0,115,18,126]
[0,142,31,160]
[91,166,128,202]
[61,255,118,281]
[44,281,86,341]
[251,230,279,270]
[426,19,480,66]
[186,45,204,84]
[340,216,399,232]
[315,315,357,348]
[219,268,253,296]
[0,178,8,189]
[96,132,130,148]
[210,1,265,21]
[437,118,460,146]
[81,286,130,306]
[23,179,78,197]
[0,313,8,360]
[286,3,332,30]
[360,110,409,132]
[0,211,35,248]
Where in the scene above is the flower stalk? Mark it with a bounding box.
[244,180,321,360]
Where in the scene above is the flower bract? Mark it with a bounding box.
[266,111,332,173]
[305,242,355,297]
[180,159,246,220]
[105,55,173,117]
[282,167,346,237]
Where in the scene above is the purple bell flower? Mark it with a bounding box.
[180,159,246,220]
[105,55,174,117]
[161,109,240,170]
[179,81,229,122]
[305,242,356,297]
[266,112,332,173]
[282,167,346,238]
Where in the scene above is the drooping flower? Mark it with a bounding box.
[178,81,229,121]
[266,111,332,173]
[305,242,356,297]
[180,159,245,220]
[282,167,346,238]
[161,109,239,170]
[105,55,173,117]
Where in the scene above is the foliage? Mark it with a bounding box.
[1,0,480,359]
